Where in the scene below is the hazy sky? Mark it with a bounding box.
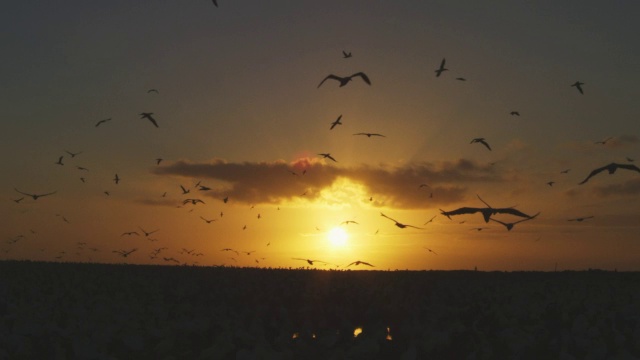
[2,1,639,270]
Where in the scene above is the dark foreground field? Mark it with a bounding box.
[1,261,639,359]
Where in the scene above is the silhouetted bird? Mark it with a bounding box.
[578,163,640,184]
[594,137,613,145]
[490,212,540,231]
[547,181,555,187]
[147,89,159,94]
[571,81,585,94]
[342,51,352,58]
[55,156,64,166]
[568,216,594,222]
[95,118,112,127]
[330,115,343,130]
[183,199,205,205]
[155,158,163,165]
[139,227,159,237]
[292,258,326,265]
[455,77,466,81]
[318,153,338,162]
[13,197,24,203]
[318,72,371,88]
[121,232,139,236]
[14,189,57,200]
[347,260,374,267]
[113,248,137,258]
[380,213,423,229]
[212,0,218,7]
[510,111,520,116]
[424,247,438,255]
[424,215,436,225]
[341,220,359,225]
[139,112,159,127]
[626,157,635,162]
[440,195,536,223]
[435,58,448,77]
[470,138,491,151]
[200,217,215,224]
[353,133,385,138]
[180,185,190,194]
[223,196,229,203]
[113,174,120,184]
[65,150,82,158]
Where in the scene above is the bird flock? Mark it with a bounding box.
[4,3,639,270]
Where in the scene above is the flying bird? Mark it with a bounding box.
[547,181,555,187]
[223,196,229,203]
[113,174,120,184]
[318,153,338,162]
[347,260,374,267]
[55,156,64,166]
[353,133,386,138]
[341,220,359,225]
[180,185,190,194]
[560,169,571,174]
[95,118,112,127]
[424,215,437,225]
[113,248,137,258]
[470,138,492,151]
[571,81,585,94]
[435,58,448,77]
[139,227,159,237]
[490,212,540,231]
[221,248,239,255]
[121,231,139,236]
[330,115,343,130]
[568,216,594,222]
[200,217,215,224]
[183,199,205,205]
[342,51,352,58]
[212,0,218,7]
[155,158,163,165]
[318,72,371,88]
[147,89,159,94]
[510,111,520,116]
[424,247,438,255]
[12,197,24,203]
[14,189,57,200]
[439,195,536,223]
[578,163,640,184]
[626,157,635,162]
[139,112,159,127]
[455,77,466,81]
[292,258,326,266]
[65,150,82,158]
[76,166,89,171]
[380,213,423,229]
[594,137,613,145]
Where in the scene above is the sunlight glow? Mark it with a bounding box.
[327,227,348,247]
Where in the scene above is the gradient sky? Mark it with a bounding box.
[2,1,639,270]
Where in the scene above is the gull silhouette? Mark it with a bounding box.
[594,137,613,145]
[13,197,24,203]
[77,166,89,171]
[65,150,82,158]
[347,260,374,267]
[568,216,594,222]
[380,213,423,229]
[456,77,466,81]
[330,115,343,130]
[223,196,229,203]
[578,163,640,184]
[435,58,448,77]
[353,132,385,138]
[139,112,159,127]
[292,258,326,266]
[155,158,163,165]
[147,89,159,94]
[221,248,239,256]
[440,195,535,223]
[571,81,585,94]
[318,153,338,162]
[626,157,634,162]
[510,111,520,116]
[342,50,352,58]
[121,231,139,236]
[424,247,438,255]
[113,174,120,184]
[200,217,215,223]
[183,199,205,205]
[470,138,491,151]
[55,156,64,166]
[341,220,359,225]
[180,185,190,194]
[318,72,371,88]
[139,227,159,237]
[547,181,555,187]
[14,188,57,200]
[424,215,436,225]
[113,248,137,258]
[490,212,540,231]
[95,118,112,127]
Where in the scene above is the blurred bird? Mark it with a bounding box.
[435,58,448,77]
[342,50,352,58]
[470,138,491,151]
[65,150,82,158]
[139,112,159,127]
[578,163,640,184]
[113,248,137,258]
[571,81,584,94]
[292,258,326,265]
[490,212,540,231]
[55,156,64,165]
[347,260,374,267]
[318,72,371,88]
[95,118,112,127]
[318,153,338,162]
[353,132,385,138]
[330,115,343,130]
[147,89,159,94]
[14,189,57,200]
[113,174,120,184]
[183,199,205,205]
[510,111,520,116]
[568,216,594,222]
[380,213,423,229]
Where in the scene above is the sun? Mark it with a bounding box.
[327,227,349,247]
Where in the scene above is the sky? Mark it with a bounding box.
[1,1,639,270]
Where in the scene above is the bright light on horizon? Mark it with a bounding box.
[327,227,349,248]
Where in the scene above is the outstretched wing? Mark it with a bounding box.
[513,212,540,224]
[14,188,31,197]
[494,207,534,219]
[479,140,492,151]
[318,74,341,88]
[145,114,159,128]
[618,163,640,173]
[440,207,481,218]
[352,72,371,85]
[578,165,608,184]
[380,212,399,223]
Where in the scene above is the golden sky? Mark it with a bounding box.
[1,1,639,270]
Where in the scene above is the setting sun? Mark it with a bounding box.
[327,227,349,247]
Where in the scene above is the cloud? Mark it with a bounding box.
[151,158,505,209]
[592,178,640,197]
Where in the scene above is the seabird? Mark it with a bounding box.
[318,72,371,88]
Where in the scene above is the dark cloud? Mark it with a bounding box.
[592,178,640,197]
[151,158,504,209]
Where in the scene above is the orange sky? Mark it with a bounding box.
[2,1,639,270]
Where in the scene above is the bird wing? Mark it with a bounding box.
[380,212,399,223]
[440,207,481,217]
[513,212,540,224]
[479,140,492,150]
[317,74,341,88]
[146,115,159,127]
[327,155,337,162]
[212,0,218,7]
[494,208,534,219]
[353,72,371,85]
[578,165,609,184]
[618,163,640,172]
[439,58,446,69]
[37,191,57,197]
[14,188,32,197]
[476,195,492,208]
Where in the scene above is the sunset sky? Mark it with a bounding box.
[2,1,639,270]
